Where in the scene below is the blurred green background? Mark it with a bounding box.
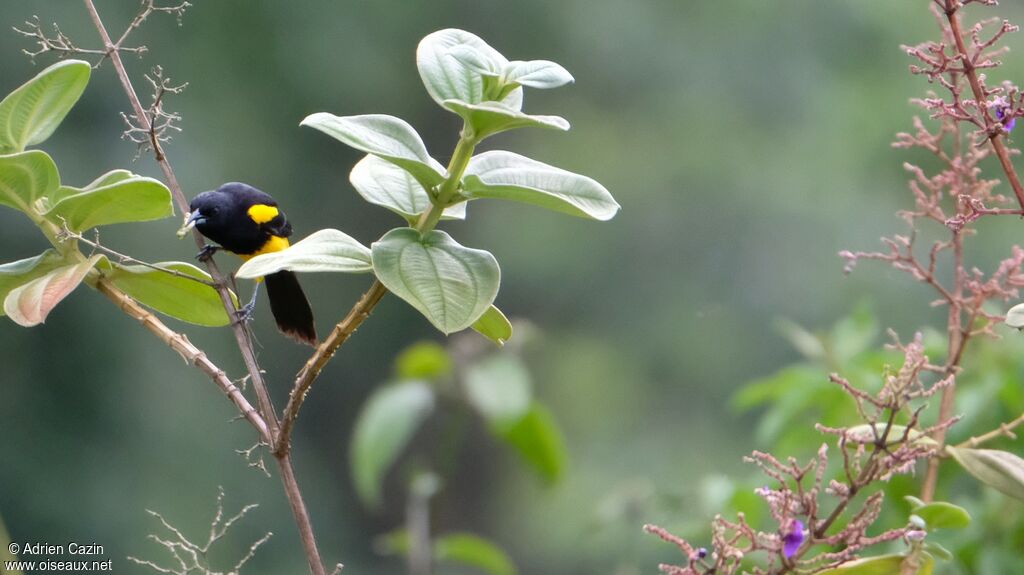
[2,1,1024,573]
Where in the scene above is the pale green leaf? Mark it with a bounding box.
[0,150,59,214]
[463,151,619,220]
[0,60,90,153]
[0,250,66,317]
[472,305,513,346]
[906,500,971,530]
[463,354,532,430]
[47,168,135,206]
[395,341,453,380]
[349,155,466,222]
[434,533,517,575]
[45,176,172,231]
[503,60,574,89]
[300,113,445,190]
[948,447,1024,501]
[106,262,235,327]
[4,255,102,326]
[351,380,435,508]
[817,554,933,575]
[499,403,567,483]
[236,229,372,279]
[416,29,516,108]
[371,228,500,334]
[444,99,568,140]
[1005,302,1024,329]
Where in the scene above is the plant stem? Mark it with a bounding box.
[957,412,1024,448]
[944,1,1024,210]
[278,129,479,455]
[81,2,327,573]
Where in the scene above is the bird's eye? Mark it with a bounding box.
[209,207,219,215]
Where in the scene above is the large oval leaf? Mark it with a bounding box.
[434,533,517,575]
[350,380,436,508]
[503,60,574,89]
[463,151,619,220]
[472,304,513,346]
[948,446,1024,501]
[45,176,172,231]
[0,250,66,316]
[236,229,372,279]
[0,150,60,213]
[4,255,102,326]
[371,228,500,334]
[444,99,568,141]
[300,113,445,191]
[349,155,465,222]
[105,262,235,327]
[416,29,518,109]
[0,60,91,153]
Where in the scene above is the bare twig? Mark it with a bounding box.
[62,227,218,286]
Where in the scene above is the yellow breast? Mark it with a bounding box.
[240,235,290,261]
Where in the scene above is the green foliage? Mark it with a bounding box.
[44,175,172,232]
[104,262,235,327]
[463,151,619,220]
[235,229,372,278]
[1004,302,1024,329]
[433,532,517,575]
[394,341,453,380]
[816,554,934,575]
[0,60,90,153]
[350,380,436,508]
[464,354,532,428]
[498,403,567,483]
[905,497,971,530]
[302,28,616,341]
[471,305,513,347]
[0,60,234,329]
[371,228,500,334]
[4,255,103,326]
[947,447,1024,502]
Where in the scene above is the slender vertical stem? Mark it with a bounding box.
[81,2,327,573]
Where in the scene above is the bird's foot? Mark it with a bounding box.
[195,244,220,262]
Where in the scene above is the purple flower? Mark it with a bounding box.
[782,519,805,559]
[990,97,1017,132]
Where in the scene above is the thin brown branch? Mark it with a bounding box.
[80,2,328,573]
[63,227,218,287]
[945,1,1024,209]
[277,280,388,455]
[95,279,271,443]
[957,411,1024,447]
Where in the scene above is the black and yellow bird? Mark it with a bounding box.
[184,182,317,346]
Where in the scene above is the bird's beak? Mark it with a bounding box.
[176,209,205,239]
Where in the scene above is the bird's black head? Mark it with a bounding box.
[186,182,268,232]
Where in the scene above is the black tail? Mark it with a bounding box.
[264,271,317,346]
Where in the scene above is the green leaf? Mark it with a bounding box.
[45,176,172,231]
[394,341,453,380]
[0,60,91,153]
[4,255,102,326]
[463,151,619,220]
[1005,302,1024,329]
[371,228,500,334]
[0,150,60,214]
[105,262,236,327]
[444,100,569,140]
[47,169,136,206]
[817,554,933,575]
[351,381,435,508]
[300,113,445,190]
[236,229,372,279]
[924,542,953,562]
[349,155,466,222]
[0,250,66,316]
[416,29,518,109]
[906,500,971,530]
[463,354,532,430]
[472,305,513,346]
[503,60,574,89]
[434,532,517,575]
[498,403,567,483]
[947,446,1024,501]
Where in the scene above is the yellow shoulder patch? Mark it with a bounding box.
[247,204,280,224]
